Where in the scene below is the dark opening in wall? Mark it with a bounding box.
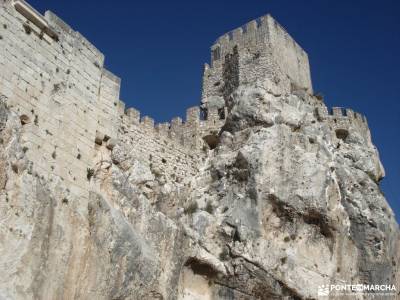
[23,24,31,35]
[184,258,218,278]
[335,129,349,141]
[20,114,30,125]
[253,52,261,60]
[218,108,225,120]
[203,134,219,150]
[212,47,221,61]
[201,108,208,120]
[222,46,239,101]
[233,228,241,242]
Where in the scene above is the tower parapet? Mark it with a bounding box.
[316,106,372,144]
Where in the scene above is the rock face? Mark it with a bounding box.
[0,1,399,300]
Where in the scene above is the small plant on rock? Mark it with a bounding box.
[184,201,198,215]
[314,93,324,101]
[205,201,214,214]
[219,247,230,261]
[86,168,95,181]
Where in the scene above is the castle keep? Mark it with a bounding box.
[201,14,312,103]
[0,0,372,200]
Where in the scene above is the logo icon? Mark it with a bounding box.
[318,285,330,296]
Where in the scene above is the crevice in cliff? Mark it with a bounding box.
[268,194,334,240]
[213,281,257,298]
[184,257,219,279]
[219,249,305,299]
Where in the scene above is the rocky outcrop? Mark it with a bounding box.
[0,82,398,299]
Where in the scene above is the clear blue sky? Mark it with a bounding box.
[29,0,399,223]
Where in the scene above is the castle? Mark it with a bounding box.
[0,0,372,200]
[2,1,398,299]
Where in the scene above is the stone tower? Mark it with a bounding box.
[201,14,313,114]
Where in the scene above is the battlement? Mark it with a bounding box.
[315,106,371,143]
[121,104,227,146]
[210,15,307,67]
[316,106,368,124]
[329,107,368,123]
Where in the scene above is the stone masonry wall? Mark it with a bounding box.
[319,106,372,144]
[266,15,312,93]
[0,1,108,200]
[0,0,218,200]
[0,0,230,195]
[117,105,227,181]
[202,14,313,102]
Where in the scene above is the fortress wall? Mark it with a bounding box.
[119,114,199,182]
[118,105,227,181]
[0,2,121,198]
[0,1,229,193]
[0,1,223,195]
[97,68,121,140]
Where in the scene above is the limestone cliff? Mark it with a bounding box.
[0,1,399,299]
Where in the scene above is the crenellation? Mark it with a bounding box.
[170,116,183,133]
[354,112,362,121]
[345,108,354,118]
[186,106,200,124]
[101,68,121,86]
[246,19,258,34]
[141,116,155,130]
[155,122,170,135]
[332,107,344,117]
[125,107,140,124]
[116,100,125,115]
[232,27,242,43]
